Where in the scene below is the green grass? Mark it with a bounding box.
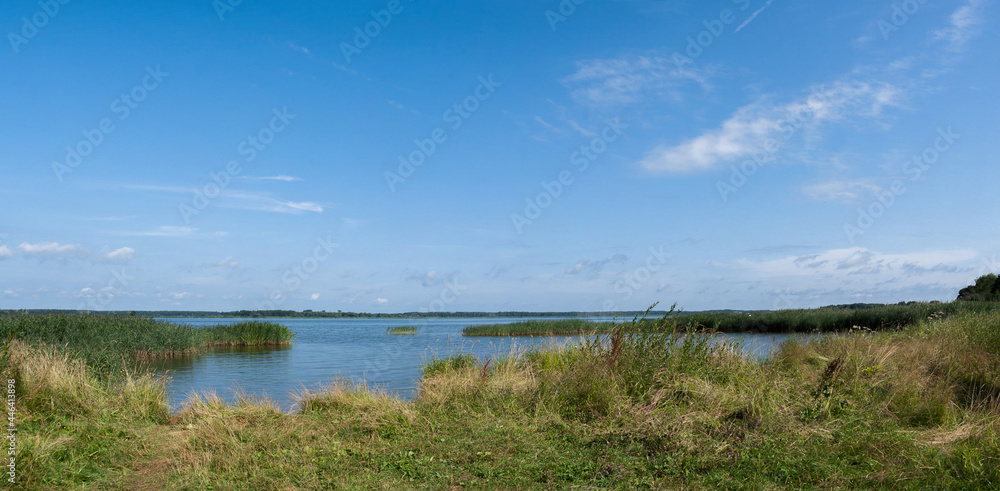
[463,318,615,336]
[5,305,1000,488]
[386,326,418,335]
[0,313,293,378]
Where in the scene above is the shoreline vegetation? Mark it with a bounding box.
[463,300,1000,336]
[0,314,293,377]
[3,303,1000,488]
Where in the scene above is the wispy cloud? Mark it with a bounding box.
[83,215,134,221]
[288,41,310,55]
[801,179,882,202]
[331,62,359,76]
[738,247,978,279]
[568,119,597,138]
[563,55,709,105]
[565,254,628,280]
[131,226,198,237]
[734,0,775,33]
[131,185,323,215]
[237,175,302,182]
[638,80,901,173]
[214,256,240,268]
[209,190,323,214]
[0,245,12,259]
[934,0,989,52]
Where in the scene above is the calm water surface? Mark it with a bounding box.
[152,317,812,412]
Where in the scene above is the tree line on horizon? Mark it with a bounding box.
[3,274,995,319]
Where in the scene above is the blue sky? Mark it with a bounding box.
[2,0,998,312]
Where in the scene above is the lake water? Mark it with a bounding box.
[151,317,812,413]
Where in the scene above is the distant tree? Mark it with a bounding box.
[957,274,1000,302]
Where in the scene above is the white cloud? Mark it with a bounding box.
[934,0,989,52]
[638,80,901,173]
[376,298,388,304]
[311,293,320,300]
[214,256,240,268]
[101,247,137,263]
[239,175,302,182]
[134,226,198,237]
[801,180,882,202]
[0,245,11,259]
[563,55,708,105]
[566,261,586,275]
[18,241,88,260]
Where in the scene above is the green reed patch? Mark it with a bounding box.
[386,326,417,335]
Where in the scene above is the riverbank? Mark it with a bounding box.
[4,309,999,488]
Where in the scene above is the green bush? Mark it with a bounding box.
[957,274,1000,302]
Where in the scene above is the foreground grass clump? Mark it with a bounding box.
[5,305,1000,488]
[2,340,171,489]
[0,313,292,377]
[463,318,614,336]
[386,326,418,335]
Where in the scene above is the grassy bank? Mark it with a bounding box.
[5,308,1000,488]
[463,300,1000,336]
[0,314,292,377]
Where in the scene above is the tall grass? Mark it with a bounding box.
[413,304,1000,487]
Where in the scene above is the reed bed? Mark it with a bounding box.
[0,313,292,378]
